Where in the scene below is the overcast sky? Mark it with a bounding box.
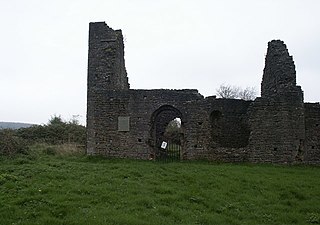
[1,0,319,125]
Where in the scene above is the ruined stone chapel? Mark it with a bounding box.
[86,22,320,164]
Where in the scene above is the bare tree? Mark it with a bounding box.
[238,87,257,101]
[216,84,239,99]
[216,84,257,100]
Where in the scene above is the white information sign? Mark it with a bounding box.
[161,141,168,149]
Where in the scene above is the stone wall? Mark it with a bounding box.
[184,98,251,162]
[304,103,320,164]
[88,85,251,162]
[261,40,303,102]
[248,40,305,163]
[87,22,129,154]
[248,98,305,163]
[86,22,320,164]
[91,89,204,159]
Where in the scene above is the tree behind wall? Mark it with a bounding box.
[216,84,257,100]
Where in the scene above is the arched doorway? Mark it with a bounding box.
[150,105,183,161]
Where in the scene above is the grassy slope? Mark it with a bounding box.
[0,154,319,225]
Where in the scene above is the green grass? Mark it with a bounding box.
[0,150,319,225]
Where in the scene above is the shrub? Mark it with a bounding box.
[16,115,86,146]
[0,129,28,157]
[1,115,86,157]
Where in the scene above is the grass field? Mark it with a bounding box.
[0,148,319,225]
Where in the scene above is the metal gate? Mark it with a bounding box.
[157,141,181,162]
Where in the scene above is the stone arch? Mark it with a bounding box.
[150,105,184,160]
[210,109,250,148]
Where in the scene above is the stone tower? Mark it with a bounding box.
[248,40,305,163]
[87,22,130,154]
[261,40,303,102]
[87,22,129,91]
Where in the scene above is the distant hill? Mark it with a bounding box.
[0,122,36,130]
